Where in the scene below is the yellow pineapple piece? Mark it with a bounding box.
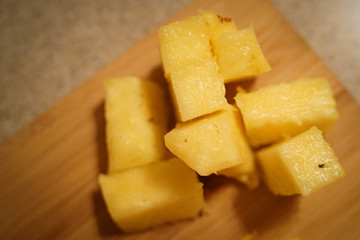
[235,78,339,147]
[257,127,345,196]
[165,107,249,176]
[200,10,237,41]
[104,77,170,173]
[98,158,204,232]
[219,150,260,190]
[158,15,213,78]
[217,107,260,189]
[170,61,228,121]
[158,12,230,121]
[212,27,271,82]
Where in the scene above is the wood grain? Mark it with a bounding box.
[1,0,359,239]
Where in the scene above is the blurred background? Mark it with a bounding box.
[1,0,359,143]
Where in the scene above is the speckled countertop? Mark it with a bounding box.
[1,0,359,143]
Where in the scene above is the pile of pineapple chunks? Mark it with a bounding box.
[98,10,345,233]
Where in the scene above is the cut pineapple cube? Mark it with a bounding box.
[200,10,237,41]
[104,77,170,173]
[235,78,339,147]
[217,107,260,190]
[98,158,204,232]
[158,15,213,78]
[170,61,228,121]
[219,150,260,190]
[212,27,271,82]
[257,126,345,196]
[165,107,249,176]
[158,11,230,121]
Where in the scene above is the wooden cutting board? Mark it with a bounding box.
[1,0,359,239]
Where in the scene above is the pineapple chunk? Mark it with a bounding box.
[158,11,230,121]
[158,15,213,78]
[235,78,339,147]
[217,108,260,189]
[200,10,237,41]
[219,150,260,190]
[170,61,228,121]
[212,27,271,82]
[104,77,170,173]
[98,158,204,232]
[257,127,345,196]
[165,107,248,176]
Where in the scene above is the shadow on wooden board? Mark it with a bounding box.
[91,100,123,236]
[201,174,300,238]
[233,182,300,237]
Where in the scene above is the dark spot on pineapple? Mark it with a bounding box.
[217,15,232,23]
[148,117,154,122]
[214,124,221,134]
[184,138,188,143]
[318,164,325,168]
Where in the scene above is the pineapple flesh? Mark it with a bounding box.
[212,27,271,83]
[170,61,228,122]
[98,158,205,232]
[235,78,339,147]
[165,107,249,176]
[219,149,260,190]
[200,10,237,41]
[217,106,260,189]
[104,77,170,173]
[257,126,345,196]
[158,15,213,79]
[159,13,228,122]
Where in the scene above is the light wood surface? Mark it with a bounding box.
[1,0,359,239]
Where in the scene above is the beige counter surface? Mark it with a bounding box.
[1,0,359,142]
